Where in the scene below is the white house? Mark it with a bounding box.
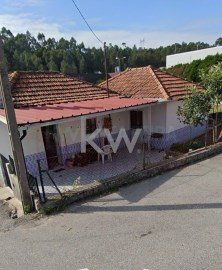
[0,71,157,186]
[100,66,205,149]
[0,70,204,189]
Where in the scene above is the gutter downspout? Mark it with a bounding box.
[20,130,27,141]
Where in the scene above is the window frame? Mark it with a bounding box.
[130,110,143,129]
[86,117,97,134]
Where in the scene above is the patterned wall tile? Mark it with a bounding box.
[151,124,206,150]
[25,152,47,177]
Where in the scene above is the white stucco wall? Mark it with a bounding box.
[150,103,167,133]
[18,102,185,158]
[57,111,131,147]
[0,122,12,158]
[20,106,161,156]
[21,127,45,156]
[166,46,222,68]
[57,119,81,147]
[166,100,187,133]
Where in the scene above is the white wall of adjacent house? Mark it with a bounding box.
[166,46,222,68]
[150,103,167,134]
[0,121,12,158]
[21,127,45,156]
[166,100,186,133]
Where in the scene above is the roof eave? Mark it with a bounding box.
[18,100,159,130]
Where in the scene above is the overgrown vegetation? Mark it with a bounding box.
[167,53,222,82]
[200,63,222,142]
[177,86,211,146]
[177,63,222,147]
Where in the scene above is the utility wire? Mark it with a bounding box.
[70,0,109,98]
[71,0,104,45]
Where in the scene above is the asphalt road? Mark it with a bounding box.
[1,154,222,270]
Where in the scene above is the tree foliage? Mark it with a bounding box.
[167,53,222,82]
[1,27,221,77]
[200,62,222,105]
[177,86,211,127]
[199,63,222,142]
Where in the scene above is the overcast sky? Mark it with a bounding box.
[1,0,222,48]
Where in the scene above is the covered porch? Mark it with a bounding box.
[39,145,165,196]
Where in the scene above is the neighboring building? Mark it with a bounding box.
[166,46,222,68]
[100,66,205,149]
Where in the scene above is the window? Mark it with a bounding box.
[86,118,97,134]
[130,111,143,129]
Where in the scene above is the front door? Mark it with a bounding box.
[41,125,59,169]
[130,110,143,129]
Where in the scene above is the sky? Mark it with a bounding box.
[0,0,222,48]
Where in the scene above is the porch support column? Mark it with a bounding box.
[148,107,152,137]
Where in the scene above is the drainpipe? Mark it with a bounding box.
[20,130,27,141]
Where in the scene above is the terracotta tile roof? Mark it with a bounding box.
[99,66,203,100]
[8,71,110,108]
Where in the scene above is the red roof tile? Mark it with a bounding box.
[8,71,111,108]
[0,97,157,126]
[99,66,203,100]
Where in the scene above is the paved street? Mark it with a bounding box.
[1,154,222,270]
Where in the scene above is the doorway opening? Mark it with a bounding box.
[41,125,60,170]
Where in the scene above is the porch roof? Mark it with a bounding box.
[0,97,157,127]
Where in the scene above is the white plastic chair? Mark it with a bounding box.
[98,145,113,164]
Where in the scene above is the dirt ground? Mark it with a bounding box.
[0,201,40,233]
[0,201,17,232]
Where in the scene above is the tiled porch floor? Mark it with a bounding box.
[40,147,165,196]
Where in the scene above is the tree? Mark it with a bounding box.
[37,33,46,46]
[177,86,211,147]
[200,63,222,142]
[61,59,74,75]
[1,27,222,78]
[215,37,222,46]
[79,57,87,74]
[48,59,58,71]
